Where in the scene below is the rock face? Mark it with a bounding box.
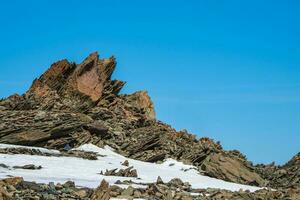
[0,110,90,147]
[0,52,298,189]
[255,152,300,189]
[200,152,265,186]
[26,52,125,111]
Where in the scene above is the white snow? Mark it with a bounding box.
[0,143,261,192]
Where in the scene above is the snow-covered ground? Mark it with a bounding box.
[0,143,261,192]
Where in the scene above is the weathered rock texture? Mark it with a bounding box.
[1,176,300,200]
[0,52,298,189]
[255,152,300,189]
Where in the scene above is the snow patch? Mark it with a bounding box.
[0,143,261,192]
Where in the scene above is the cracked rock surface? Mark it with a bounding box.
[0,52,299,192]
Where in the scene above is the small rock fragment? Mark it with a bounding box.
[122,160,129,167]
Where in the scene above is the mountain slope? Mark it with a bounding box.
[0,52,299,194]
[0,52,267,188]
[0,143,260,192]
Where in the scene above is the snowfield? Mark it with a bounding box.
[0,143,261,192]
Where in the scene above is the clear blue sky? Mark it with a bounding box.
[0,0,299,164]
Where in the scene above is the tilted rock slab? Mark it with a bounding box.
[0,52,270,187]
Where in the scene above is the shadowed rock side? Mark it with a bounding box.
[0,52,298,189]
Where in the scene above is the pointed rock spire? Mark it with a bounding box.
[27,52,125,109]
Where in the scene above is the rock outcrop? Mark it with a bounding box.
[0,52,297,189]
[9,53,125,111]
[255,152,300,189]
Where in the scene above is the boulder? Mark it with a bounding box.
[0,177,23,186]
[13,164,42,170]
[0,186,12,200]
[91,179,110,200]
[121,160,129,167]
[200,153,266,186]
[102,167,138,178]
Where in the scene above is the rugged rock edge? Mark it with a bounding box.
[0,52,299,191]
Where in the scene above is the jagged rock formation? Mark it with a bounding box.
[0,52,297,189]
[255,152,300,189]
[5,53,125,111]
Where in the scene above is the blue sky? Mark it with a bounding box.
[0,0,299,164]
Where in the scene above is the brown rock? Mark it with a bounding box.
[84,122,109,137]
[28,59,75,98]
[122,160,129,167]
[0,186,12,200]
[103,167,138,178]
[200,153,266,186]
[63,181,75,188]
[0,52,273,188]
[156,176,164,184]
[121,186,134,196]
[0,111,88,148]
[122,91,156,120]
[133,190,142,198]
[75,189,88,198]
[28,53,124,104]
[256,152,300,188]
[13,164,42,170]
[91,179,110,200]
[0,177,23,186]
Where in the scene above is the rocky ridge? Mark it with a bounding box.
[0,52,300,197]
